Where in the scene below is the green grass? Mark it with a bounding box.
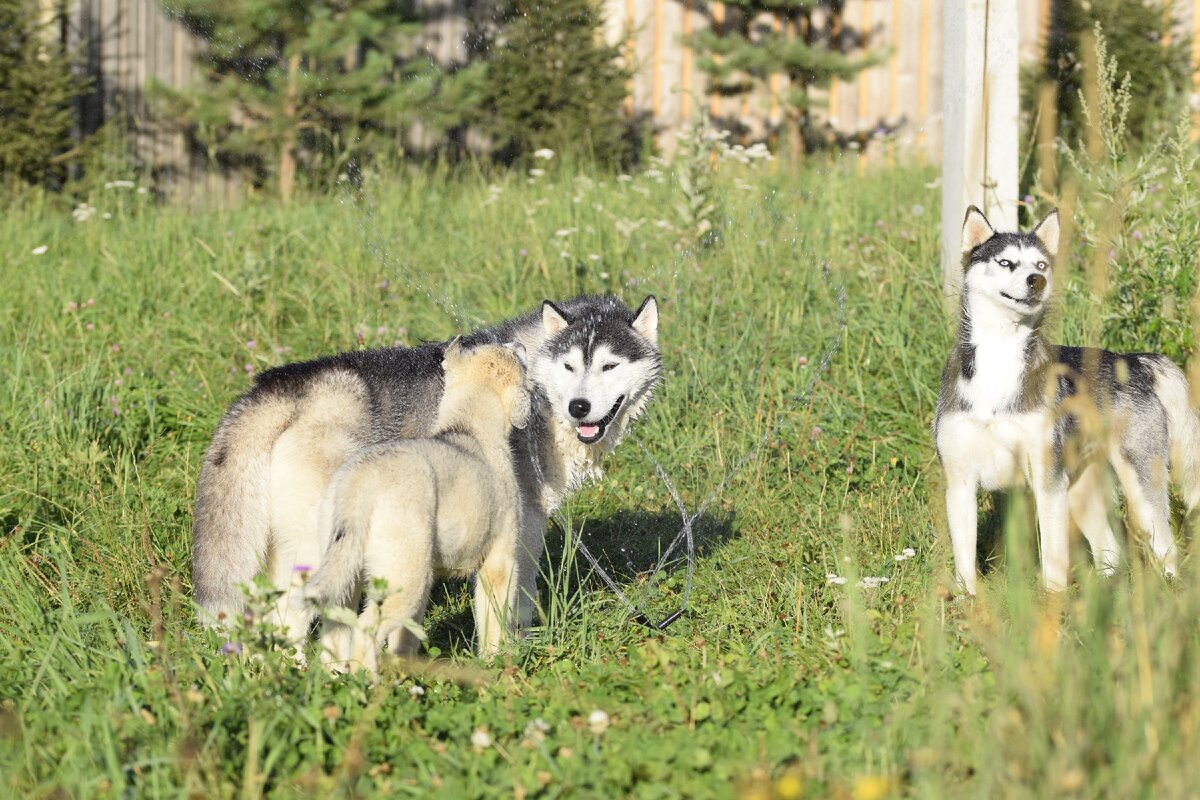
[1,158,1197,798]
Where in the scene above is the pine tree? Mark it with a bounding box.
[480,0,631,167]
[156,0,465,201]
[692,1,878,156]
[0,0,89,188]
[1035,0,1191,147]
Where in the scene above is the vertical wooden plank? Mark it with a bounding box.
[1193,0,1200,139]
[768,13,781,125]
[173,24,185,182]
[829,4,842,127]
[856,0,871,170]
[625,0,635,115]
[888,0,900,123]
[709,1,724,119]
[916,0,930,149]
[681,0,692,122]
[652,0,664,125]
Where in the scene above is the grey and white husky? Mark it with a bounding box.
[192,294,661,640]
[935,207,1200,594]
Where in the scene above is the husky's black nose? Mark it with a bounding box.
[568,399,591,419]
[1027,273,1047,293]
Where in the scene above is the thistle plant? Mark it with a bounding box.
[1056,24,1200,362]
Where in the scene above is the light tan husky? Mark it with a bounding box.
[297,340,532,673]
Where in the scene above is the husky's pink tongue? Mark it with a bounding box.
[578,424,600,439]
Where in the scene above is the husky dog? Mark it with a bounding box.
[192,294,661,640]
[300,340,531,672]
[935,207,1200,594]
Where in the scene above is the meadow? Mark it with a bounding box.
[2,151,1198,798]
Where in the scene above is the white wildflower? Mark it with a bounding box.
[554,228,576,238]
[560,250,571,259]
[614,218,643,238]
[72,203,96,223]
[529,168,546,178]
[587,709,610,735]
[857,576,891,589]
[903,547,916,558]
[533,148,555,160]
[137,186,148,195]
[31,245,48,255]
[408,685,425,698]
[826,573,848,586]
[481,184,503,207]
[524,717,551,741]
[588,254,600,261]
[470,728,492,750]
[616,174,632,183]
[104,180,136,190]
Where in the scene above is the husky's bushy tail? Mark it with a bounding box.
[1153,359,1200,512]
[191,395,293,623]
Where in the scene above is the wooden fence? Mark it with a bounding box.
[56,0,1199,196]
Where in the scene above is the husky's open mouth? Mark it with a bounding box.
[1000,291,1039,307]
[576,395,625,444]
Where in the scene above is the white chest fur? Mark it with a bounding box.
[940,296,1051,490]
[937,410,1047,490]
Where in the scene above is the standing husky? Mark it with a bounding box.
[192,294,661,640]
[935,207,1200,594]
[301,340,531,673]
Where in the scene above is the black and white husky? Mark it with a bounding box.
[935,207,1200,593]
[192,295,661,640]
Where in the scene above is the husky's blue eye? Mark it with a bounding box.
[997,258,1014,268]
[601,363,618,372]
[1036,261,1048,271]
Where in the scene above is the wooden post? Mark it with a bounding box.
[917,0,930,149]
[769,13,782,125]
[652,0,664,124]
[829,6,842,126]
[857,0,871,171]
[681,0,693,121]
[941,0,1020,301]
[625,0,635,116]
[279,52,300,203]
[710,2,724,119]
[887,0,900,166]
[1192,0,1200,139]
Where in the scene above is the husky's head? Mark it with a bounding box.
[961,206,1060,319]
[532,295,661,446]
[442,338,532,431]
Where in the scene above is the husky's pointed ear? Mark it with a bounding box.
[632,295,658,343]
[961,206,995,254]
[542,301,571,337]
[443,336,464,366]
[504,341,528,370]
[1032,208,1060,259]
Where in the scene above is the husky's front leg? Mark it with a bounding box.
[1034,472,1071,592]
[946,478,980,594]
[475,548,519,657]
[514,506,548,631]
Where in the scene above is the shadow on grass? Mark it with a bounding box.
[423,507,738,655]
